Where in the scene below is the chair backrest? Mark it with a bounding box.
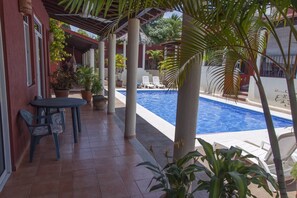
[152,76,160,85]
[265,132,296,164]
[19,109,34,126]
[34,95,45,116]
[142,76,150,84]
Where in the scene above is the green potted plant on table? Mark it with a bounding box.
[50,62,77,97]
[138,138,278,198]
[77,66,95,103]
[91,77,107,110]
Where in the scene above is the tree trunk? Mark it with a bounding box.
[256,80,288,198]
[285,75,297,142]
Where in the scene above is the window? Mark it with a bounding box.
[23,16,32,86]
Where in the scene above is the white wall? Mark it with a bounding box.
[121,68,153,86]
[146,70,159,77]
[200,66,224,95]
[248,77,296,109]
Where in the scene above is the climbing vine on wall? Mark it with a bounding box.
[49,18,69,62]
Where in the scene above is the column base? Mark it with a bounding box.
[124,134,136,139]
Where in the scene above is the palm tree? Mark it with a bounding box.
[146,50,163,69]
[258,3,297,143]
[58,1,295,196]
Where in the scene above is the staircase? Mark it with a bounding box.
[223,91,248,102]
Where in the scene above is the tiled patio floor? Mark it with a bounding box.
[1,93,296,198]
[0,102,164,198]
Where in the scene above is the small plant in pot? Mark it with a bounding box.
[77,66,95,103]
[91,77,107,110]
[50,62,77,97]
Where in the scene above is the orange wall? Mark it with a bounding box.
[1,0,50,170]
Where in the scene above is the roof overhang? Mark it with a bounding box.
[63,28,98,53]
[42,0,165,37]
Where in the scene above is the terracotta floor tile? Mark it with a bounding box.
[60,186,101,198]
[30,193,59,198]
[0,184,31,198]
[73,174,99,189]
[36,164,62,176]
[30,181,60,196]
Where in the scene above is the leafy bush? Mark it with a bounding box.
[77,66,95,91]
[138,138,278,198]
[50,62,77,90]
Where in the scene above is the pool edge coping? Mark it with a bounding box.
[115,89,293,146]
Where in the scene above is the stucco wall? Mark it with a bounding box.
[1,0,50,170]
[248,77,296,109]
[200,66,223,94]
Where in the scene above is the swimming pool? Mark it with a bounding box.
[118,90,292,134]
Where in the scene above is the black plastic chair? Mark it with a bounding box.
[34,96,66,131]
[19,109,63,162]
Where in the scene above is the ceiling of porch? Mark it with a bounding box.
[42,0,165,37]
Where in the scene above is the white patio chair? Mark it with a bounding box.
[152,76,165,88]
[213,131,296,191]
[142,76,154,88]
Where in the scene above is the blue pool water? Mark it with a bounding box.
[118,90,292,134]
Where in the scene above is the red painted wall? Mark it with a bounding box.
[1,0,50,170]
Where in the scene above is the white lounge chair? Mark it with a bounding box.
[152,76,165,88]
[213,131,296,191]
[142,76,154,88]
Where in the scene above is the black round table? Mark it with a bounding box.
[30,98,87,143]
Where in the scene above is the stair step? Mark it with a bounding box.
[223,94,247,102]
[239,91,248,96]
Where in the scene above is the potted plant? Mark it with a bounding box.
[50,62,77,97]
[115,54,126,87]
[91,77,107,110]
[138,138,278,198]
[77,66,95,103]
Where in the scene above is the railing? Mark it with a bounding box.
[260,55,296,78]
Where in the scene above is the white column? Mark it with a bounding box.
[123,40,127,66]
[142,43,146,69]
[98,41,105,95]
[173,14,202,160]
[108,34,116,114]
[89,48,95,72]
[125,18,140,138]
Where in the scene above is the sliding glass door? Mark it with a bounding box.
[0,17,11,191]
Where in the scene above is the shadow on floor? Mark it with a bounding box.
[115,106,174,168]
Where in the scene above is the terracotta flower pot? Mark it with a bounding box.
[81,90,92,103]
[54,89,69,98]
[92,95,107,110]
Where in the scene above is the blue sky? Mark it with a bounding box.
[163,11,182,18]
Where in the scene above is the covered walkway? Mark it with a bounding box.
[0,94,163,198]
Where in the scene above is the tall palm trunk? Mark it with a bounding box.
[256,78,288,198]
[286,75,297,142]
